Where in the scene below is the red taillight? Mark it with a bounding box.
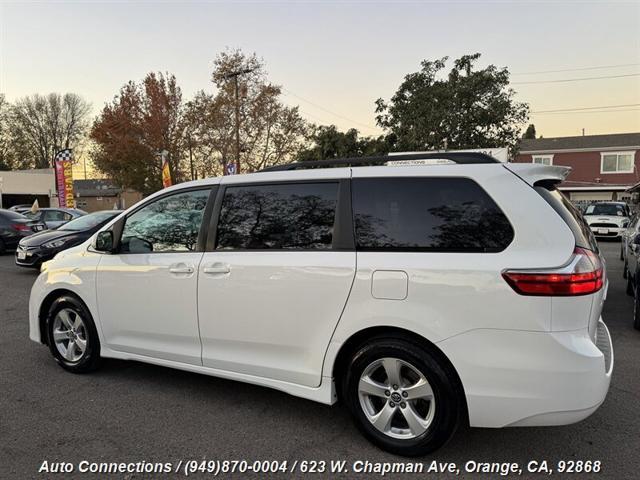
[11,223,31,232]
[503,247,604,296]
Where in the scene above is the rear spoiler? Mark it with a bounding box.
[503,163,571,187]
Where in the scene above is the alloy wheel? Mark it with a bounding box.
[358,357,436,439]
[52,308,88,363]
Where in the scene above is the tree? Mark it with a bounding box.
[375,54,529,154]
[184,49,310,175]
[0,94,12,170]
[296,125,394,161]
[523,124,537,139]
[91,72,186,194]
[9,93,91,169]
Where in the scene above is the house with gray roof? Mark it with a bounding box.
[514,132,640,207]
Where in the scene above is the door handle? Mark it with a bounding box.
[202,264,231,275]
[169,264,195,274]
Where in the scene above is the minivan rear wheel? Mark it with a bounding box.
[46,295,102,373]
[343,336,463,456]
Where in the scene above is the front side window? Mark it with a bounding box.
[216,183,338,250]
[120,189,210,253]
[352,177,514,252]
[601,152,634,173]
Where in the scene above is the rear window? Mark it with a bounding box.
[534,184,598,252]
[0,210,28,221]
[351,177,514,252]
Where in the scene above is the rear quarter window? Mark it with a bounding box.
[534,184,598,252]
[351,177,514,252]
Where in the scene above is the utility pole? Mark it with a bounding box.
[223,68,255,175]
[188,133,195,180]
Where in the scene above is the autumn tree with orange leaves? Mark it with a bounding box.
[90,72,186,195]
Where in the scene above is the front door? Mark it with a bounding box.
[97,188,212,365]
[198,180,355,387]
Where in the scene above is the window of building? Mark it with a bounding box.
[601,151,635,173]
[120,189,210,253]
[216,182,338,250]
[532,155,553,166]
[351,177,514,252]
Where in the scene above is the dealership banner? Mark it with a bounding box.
[54,149,75,208]
[161,150,172,188]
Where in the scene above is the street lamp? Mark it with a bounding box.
[222,68,255,175]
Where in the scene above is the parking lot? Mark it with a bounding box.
[0,241,638,479]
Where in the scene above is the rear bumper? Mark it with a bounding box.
[437,319,613,428]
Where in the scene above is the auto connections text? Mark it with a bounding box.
[37,458,603,476]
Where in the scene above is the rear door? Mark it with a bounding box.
[197,173,355,387]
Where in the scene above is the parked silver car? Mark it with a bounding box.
[24,208,87,229]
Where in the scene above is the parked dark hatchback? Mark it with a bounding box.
[15,210,121,268]
[0,210,46,254]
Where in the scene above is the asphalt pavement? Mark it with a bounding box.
[1,241,638,479]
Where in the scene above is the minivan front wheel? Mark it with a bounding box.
[46,295,101,373]
[343,337,463,456]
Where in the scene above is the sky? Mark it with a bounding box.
[1,0,639,152]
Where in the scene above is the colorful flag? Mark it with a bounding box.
[161,151,172,188]
[54,149,75,208]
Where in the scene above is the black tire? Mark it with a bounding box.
[627,272,634,296]
[0,238,6,255]
[342,335,464,456]
[45,295,102,373]
[634,280,640,331]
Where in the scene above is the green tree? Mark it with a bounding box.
[375,53,529,154]
[523,124,537,139]
[297,125,394,161]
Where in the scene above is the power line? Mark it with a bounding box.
[281,87,379,132]
[513,63,640,76]
[531,108,640,116]
[532,103,640,113]
[513,73,640,85]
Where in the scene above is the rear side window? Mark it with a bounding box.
[534,184,598,252]
[351,177,514,252]
[216,182,338,250]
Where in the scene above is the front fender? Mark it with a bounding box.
[28,246,101,344]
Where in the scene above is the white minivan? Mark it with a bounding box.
[29,153,613,456]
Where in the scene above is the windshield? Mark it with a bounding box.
[58,211,119,231]
[584,203,627,216]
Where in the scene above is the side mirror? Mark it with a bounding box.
[93,230,114,252]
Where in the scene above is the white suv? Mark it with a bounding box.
[28,153,613,456]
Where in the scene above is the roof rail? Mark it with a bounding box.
[260,152,500,172]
